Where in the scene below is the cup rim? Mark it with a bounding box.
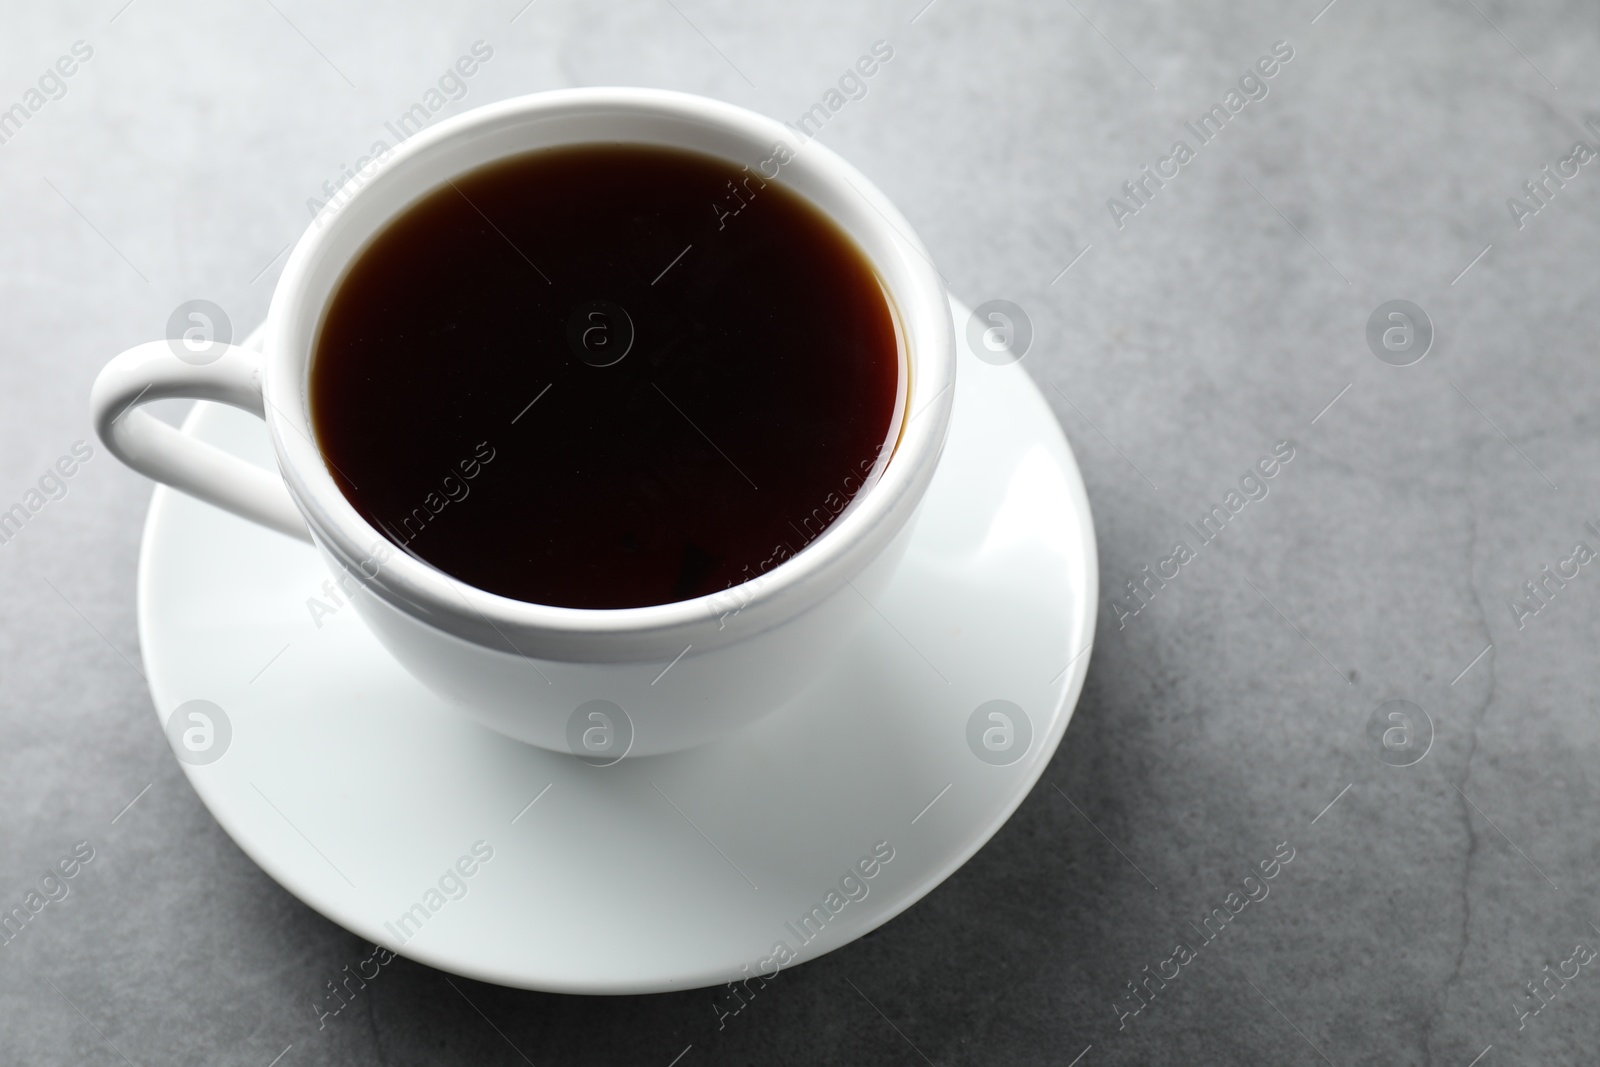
[261,87,955,663]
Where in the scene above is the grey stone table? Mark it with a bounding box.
[2,0,1596,1063]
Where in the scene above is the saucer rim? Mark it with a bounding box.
[136,296,1098,993]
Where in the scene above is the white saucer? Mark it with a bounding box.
[137,296,1097,994]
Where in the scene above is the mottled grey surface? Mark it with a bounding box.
[2,0,1598,1063]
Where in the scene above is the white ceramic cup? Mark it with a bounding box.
[90,88,955,757]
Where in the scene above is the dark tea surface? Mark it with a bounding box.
[311,144,901,609]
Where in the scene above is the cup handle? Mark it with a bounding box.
[90,340,313,543]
